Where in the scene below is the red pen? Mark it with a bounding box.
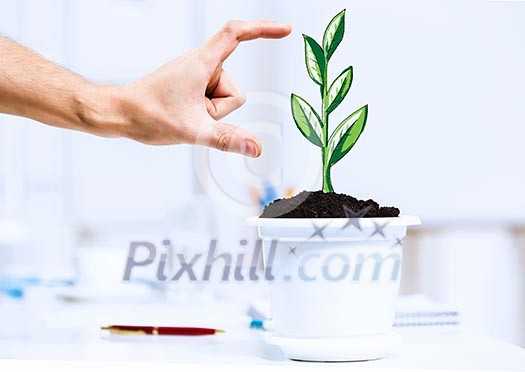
[101,325,224,336]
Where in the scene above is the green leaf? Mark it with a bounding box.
[326,66,353,114]
[303,35,326,87]
[327,105,368,166]
[323,9,345,61]
[291,93,324,147]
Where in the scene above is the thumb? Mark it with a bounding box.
[194,120,261,158]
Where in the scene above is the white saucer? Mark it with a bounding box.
[265,332,402,362]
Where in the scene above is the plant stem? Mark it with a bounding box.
[322,165,333,192]
[321,62,334,193]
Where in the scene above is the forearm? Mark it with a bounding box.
[0,36,124,136]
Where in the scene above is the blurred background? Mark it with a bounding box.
[0,0,524,349]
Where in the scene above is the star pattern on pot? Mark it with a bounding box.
[369,220,390,239]
[391,236,404,249]
[340,205,372,232]
[309,222,328,240]
[288,246,297,256]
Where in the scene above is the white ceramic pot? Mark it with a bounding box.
[250,216,421,362]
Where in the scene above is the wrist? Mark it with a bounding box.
[75,83,130,138]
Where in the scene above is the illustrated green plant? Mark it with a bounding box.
[291,9,368,193]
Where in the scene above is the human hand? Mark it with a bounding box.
[105,20,291,157]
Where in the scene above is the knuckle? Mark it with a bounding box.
[237,93,247,106]
[214,128,234,152]
[223,20,241,36]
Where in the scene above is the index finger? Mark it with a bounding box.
[202,20,292,64]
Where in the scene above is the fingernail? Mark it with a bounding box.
[243,139,260,158]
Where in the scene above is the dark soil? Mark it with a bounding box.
[260,190,400,218]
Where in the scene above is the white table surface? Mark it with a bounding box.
[1,327,525,371]
[0,288,524,371]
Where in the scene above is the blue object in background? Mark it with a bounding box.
[250,319,264,330]
[259,181,277,208]
[0,277,74,299]
[249,319,274,331]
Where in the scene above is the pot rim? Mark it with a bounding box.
[246,215,421,228]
